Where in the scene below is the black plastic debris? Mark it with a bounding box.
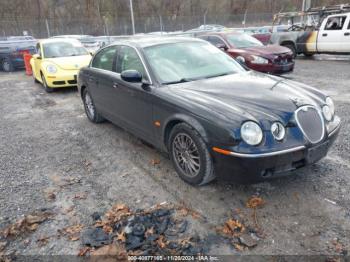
[85,205,207,255]
[91,212,101,221]
[81,227,112,248]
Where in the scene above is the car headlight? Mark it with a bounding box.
[271,122,285,141]
[46,64,57,74]
[250,55,269,64]
[322,105,332,121]
[241,121,263,146]
[236,56,246,64]
[325,97,335,117]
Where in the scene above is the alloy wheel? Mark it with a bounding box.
[84,92,95,119]
[2,60,11,72]
[172,133,201,178]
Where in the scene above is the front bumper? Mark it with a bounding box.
[212,121,340,184]
[45,70,78,88]
[248,62,295,75]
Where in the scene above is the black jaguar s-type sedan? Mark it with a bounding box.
[77,37,340,185]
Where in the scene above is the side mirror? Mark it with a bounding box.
[216,43,228,51]
[121,70,142,83]
[33,54,41,60]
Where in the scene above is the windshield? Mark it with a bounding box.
[43,41,89,58]
[226,34,263,48]
[144,41,245,85]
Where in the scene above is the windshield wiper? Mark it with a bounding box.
[163,78,193,85]
[205,72,232,79]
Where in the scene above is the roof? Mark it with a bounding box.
[40,38,83,45]
[108,36,205,48]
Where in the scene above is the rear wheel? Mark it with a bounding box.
[82,88,104,123]
[303,53,314,58]
[1,58,14,72]
[41,73,54,93]
[168,123,215,186]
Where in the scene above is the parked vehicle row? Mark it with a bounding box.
[197,32,294,74]
[0,36,37,72]
[30,38,91,92]
[270,10,350,57]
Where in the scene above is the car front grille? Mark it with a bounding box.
[274,53,293,65]
[295,105,325,144]
[68,79,77,84]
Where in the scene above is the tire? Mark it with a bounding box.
[303,53,314,58]
[283,43,297,59]
[168,123,215,186]
[41,73,54,93]
[82,88,104,123]
[1,58,14,72]
[33,74,40,83]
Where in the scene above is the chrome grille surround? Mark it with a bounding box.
[295,105,325,144]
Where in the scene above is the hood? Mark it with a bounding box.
[165,72,325,129]
[229,45,291,58]
[45,55,91,70]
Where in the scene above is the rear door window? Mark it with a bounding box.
[325,16,347,30]
[91,46,118,71]
[207,36,226,46]
[116,46,147,79]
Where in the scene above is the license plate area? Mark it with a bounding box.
[306,142,329,163]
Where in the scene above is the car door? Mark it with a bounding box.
[33,43,43,79]
[317,15,349,53]
[113,45,154,141]
[207,36,229,50]
[88,46,119,118]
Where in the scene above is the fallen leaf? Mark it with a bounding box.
[234,243,245,251]
[224,219,245,237]
[151,159,161,165]
[103,225,113,234]
[37,236,50,247]
[73,193,87,200]
[91,243,127,260]
[246,196,265,209]
[59,224,84,241]
[116,231,126,243]
[156,235,167,249]
[43,188,57,201]
[1,211,52,238]
[78,247,91,257]
[145,227,154,238]
[0,242,6,251]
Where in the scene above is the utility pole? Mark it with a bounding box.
[129,0,136,35]
[302,0,311,25]
[302,0,311,11]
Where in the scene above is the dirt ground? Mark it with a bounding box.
[0,56,350,259]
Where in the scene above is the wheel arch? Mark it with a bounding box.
[162,114,209,150]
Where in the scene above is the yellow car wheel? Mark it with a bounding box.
[41,73,54,93]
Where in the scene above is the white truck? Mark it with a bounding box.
[270,5,350,57]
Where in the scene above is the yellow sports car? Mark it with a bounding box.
[30,38,92,92]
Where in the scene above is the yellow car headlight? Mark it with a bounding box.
[46,64,57,74]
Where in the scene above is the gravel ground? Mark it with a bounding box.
[0,56,349,258]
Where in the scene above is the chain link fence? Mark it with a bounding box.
[0,13,274,38]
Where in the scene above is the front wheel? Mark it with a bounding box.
[1,58,14,72]
[82,89,104,123]
[168,123,215,186]
[41,73,54,93]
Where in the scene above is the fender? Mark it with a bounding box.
[161,113,209,151]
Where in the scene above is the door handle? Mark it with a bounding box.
[113,83,119,89]
[345,32,350,36]
[322,33,328,37]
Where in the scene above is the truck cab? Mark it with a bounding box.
[317,13,350,53]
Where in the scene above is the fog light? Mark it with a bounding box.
[271,122,285,141]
